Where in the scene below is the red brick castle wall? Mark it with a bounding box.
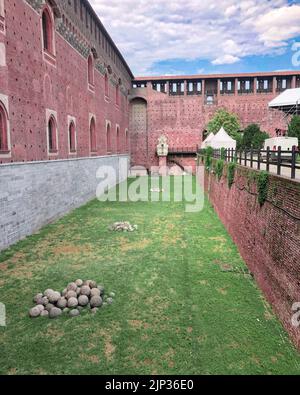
[203,162,300,349]
[130,73,300,170]
[0,0,133,164]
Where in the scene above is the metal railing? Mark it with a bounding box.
[201,147,300,180]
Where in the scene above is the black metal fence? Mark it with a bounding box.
[201,147,300,180]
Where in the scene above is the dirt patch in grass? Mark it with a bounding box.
[0,262,8,271]
[119,238,151,252]
[80,354,100,364]
[45,327,65,342]
[53,243,91,256]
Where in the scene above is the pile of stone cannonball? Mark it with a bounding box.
[29,279,115,319]
[108,222,138,232]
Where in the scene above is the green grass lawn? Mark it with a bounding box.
[0,176,300,375]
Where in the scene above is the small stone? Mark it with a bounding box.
[97,285,105,295]
[78,295,89,306]
[107,298,113,305]
[75,279,83,287]
[83,280,92,287]
[62,288,67,297]
[44,289,54,298]
[33,293,43,303]
[35,296,44,305]
[89,281,97,289]
[67,282,77,292]
[90,288,101,297]
[90,296,103,308]
[91,307,98,314]
[36,304,45,313]
[69,309,80,317]
[56,297,67,309]
[68,297,79,308]
[80,285,91,296]
[40,297,49,306]
[49,307,62,319]
[76,288,81,296]
[48,291,61,303]
[109,292,116,298]
[40,310,49,318]
[66,290,77,299]
[29,306,41,318]
[45,303,54,312]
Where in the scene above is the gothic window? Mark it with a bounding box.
[88,55,94,87]
[69,121,76,152]
[42,8,54,54]
[107,123,112,153]
[90,117,96,152]
[105,73,109,97]
[48,116,57,153]
[0,103,8,152]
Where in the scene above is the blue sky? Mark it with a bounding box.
[90,0,300,76]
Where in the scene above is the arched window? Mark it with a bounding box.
[88,55,94,86]
[0,103,8,152]
[90,117,96,152]
[42,8,54,54]
[69,121,76,153]
[48,116,57,153]
[105,74,109,97]
[116,126,121,153]
[116,85,120,106]
[125,129,129,152]
[107,123,111,153]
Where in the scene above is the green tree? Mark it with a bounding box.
[288,116,300,141]
[241,124,269,150]
[207,109,241,138]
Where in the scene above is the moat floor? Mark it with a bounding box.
[0,178,300,375]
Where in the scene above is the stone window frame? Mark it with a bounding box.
[67,116,77,155]
[106,120,112,154]
[89,114,97,154]
[41,4,56,67]
[104,73,109,101]
[46,109,58,156]
[87,54,95,93]
[0,0,6,35]
[116,124,120,154]
[0,94,11,158]
[125,128,129,152]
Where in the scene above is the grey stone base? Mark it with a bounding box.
[0,155,129,251]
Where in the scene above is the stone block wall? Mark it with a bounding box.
[0,155,129,250]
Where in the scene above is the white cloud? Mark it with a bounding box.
[212,55,240,65]
[89,0,300,75]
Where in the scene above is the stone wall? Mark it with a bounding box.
[202,161,300,349]
[0,155,129,250]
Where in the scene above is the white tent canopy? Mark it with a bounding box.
[209,127,237,150]
[201,132,215,149]
[269,88,300,109]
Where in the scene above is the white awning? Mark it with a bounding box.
[201,132,215,148]
[269,88,300,108]
[209,127,237,150]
